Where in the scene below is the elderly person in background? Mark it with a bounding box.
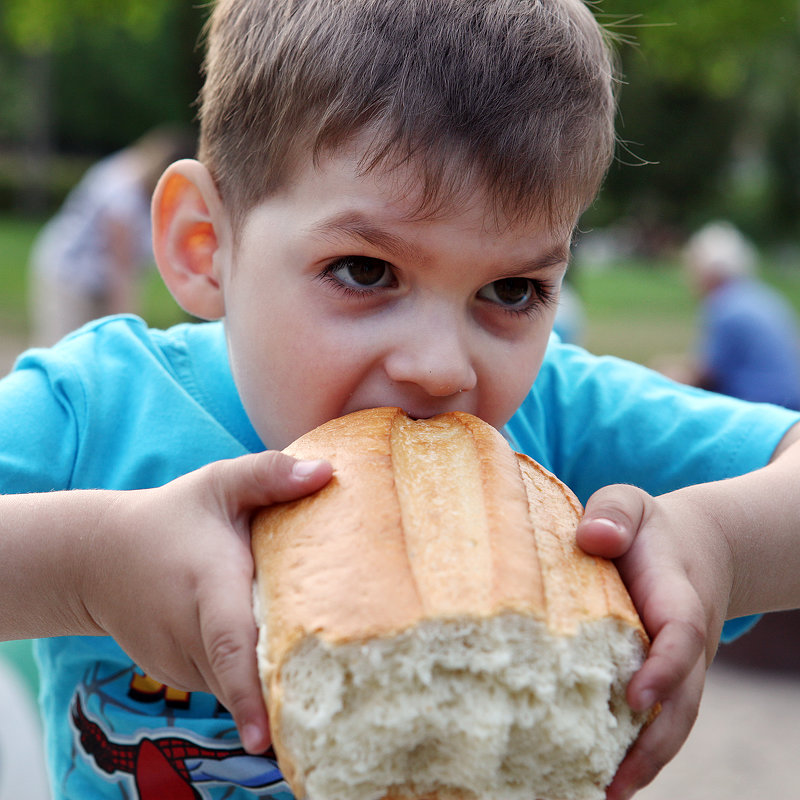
[663,221,800,410]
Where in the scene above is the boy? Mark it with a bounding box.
[1,1,799,799]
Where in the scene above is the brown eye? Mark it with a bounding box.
[478,278,534,309]
[329,257,394,289]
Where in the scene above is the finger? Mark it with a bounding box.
[606,656,705,800]
[197,573,272,753]
[185,452,332,751]
[626,612,706,713]
[620,554,708,713]
[253,450,334,501]
[577,484,650,559]
[207,450,333,514]
[204,631,271,753]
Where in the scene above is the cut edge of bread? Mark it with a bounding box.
[254,604,648,800]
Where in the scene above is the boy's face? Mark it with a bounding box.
[218,144,571,450]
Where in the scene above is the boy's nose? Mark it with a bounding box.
[384,311,478,397]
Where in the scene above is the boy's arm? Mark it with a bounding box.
[576,420,800,798]
[725,420,800,615]
[0,451,332,754]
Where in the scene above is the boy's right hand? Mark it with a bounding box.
[78,451,332,754]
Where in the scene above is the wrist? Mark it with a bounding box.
[71,489,139,639]
[56,491,121,638]
[679,477,757,623]
[662,484,737,647]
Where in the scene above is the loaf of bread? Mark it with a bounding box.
[251,407,650,800]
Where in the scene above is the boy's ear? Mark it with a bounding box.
[152,159,231,320]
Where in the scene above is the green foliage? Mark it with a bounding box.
[2,0,173,53]
[601,0,799,97]
[51,3,205,152]
[586,0,800,243]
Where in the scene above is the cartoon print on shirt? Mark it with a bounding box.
[70,675,291,800]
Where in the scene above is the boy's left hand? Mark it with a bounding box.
[576,484,735,800]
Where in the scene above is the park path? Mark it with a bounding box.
[638,659,800,799]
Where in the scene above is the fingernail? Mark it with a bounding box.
[242,723,264,753]
[292,459,324,479]
[589,517,625,535]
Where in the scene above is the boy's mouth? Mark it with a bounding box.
[351,402,471,423]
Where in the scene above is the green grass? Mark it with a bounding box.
[0,215,189,342]
[574,258,800,365]
[0,217,41,333]
[575,261,699,364]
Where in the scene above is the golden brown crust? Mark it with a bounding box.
[515,453,646,640]
[252,407,646,646]
[251,407,650,797]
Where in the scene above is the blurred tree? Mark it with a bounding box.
[602,0,797,94]
[51,3,204,152]
[0,0,205,211]
[2,0,172,53]
[588,0,800,246]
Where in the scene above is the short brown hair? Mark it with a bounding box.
[199,0,616,233]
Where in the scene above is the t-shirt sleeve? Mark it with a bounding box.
[507,340,800,504]
[0,355,81,493]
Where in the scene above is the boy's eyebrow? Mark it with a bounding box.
[308,211,421,261]
[500,245,571,277]
[309,209,570,273]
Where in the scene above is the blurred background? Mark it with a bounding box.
[0,1,799,798]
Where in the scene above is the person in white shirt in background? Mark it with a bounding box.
[28,126,193,347]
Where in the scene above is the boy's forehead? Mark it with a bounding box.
[279,136,577,244]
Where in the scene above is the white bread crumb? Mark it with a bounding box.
[258,613,647,800]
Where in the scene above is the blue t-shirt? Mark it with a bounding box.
[1,315,797,800]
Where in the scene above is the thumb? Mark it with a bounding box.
[205,450,333,516]
[184,451,332,753]
[577,483,651,559]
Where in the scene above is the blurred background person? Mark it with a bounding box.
[27,125,194,347]
[658,220,800,411]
